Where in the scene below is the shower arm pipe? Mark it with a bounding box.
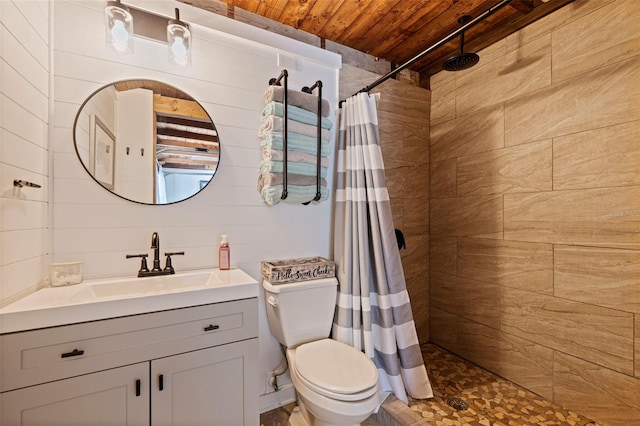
[349,0,512,98]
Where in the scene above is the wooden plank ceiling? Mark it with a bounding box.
[189,0,573,78]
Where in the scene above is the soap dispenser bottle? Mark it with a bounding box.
[219,234,230,270]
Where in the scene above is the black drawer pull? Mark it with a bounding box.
[136,379,141,397]
[159,374,164,391]
[204,324,220,332]
[61,349,84,358]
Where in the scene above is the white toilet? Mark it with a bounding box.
[263,278,380,426]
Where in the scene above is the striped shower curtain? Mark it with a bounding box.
[332,92,433,404]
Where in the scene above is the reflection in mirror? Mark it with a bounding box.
[73,79,220,205]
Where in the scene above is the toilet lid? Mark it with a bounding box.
[295,339,378,396]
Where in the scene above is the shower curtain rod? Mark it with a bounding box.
[345,0,512,100]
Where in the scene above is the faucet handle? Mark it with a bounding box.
[126,253,149,277]
[163,251,185,274]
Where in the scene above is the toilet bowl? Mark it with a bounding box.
[287,339,379,426]
[262,278,380,426]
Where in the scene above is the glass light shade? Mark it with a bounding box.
[167,23,191,66]
[104,2,134,54]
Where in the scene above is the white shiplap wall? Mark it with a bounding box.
[52,0,340,410]
[0,1,50,304]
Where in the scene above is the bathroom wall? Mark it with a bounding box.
[428,0,640,424]
[17,0,338,412]
[183,0,435,344]
[52,0,339,276]
[339,66,431,343]
[0,1,50,304]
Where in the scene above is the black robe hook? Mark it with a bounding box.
[395,229,406,250]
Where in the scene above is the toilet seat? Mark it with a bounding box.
[293,339,378,401]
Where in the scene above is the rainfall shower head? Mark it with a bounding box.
[443,51,480,71]
[443,15,480,71]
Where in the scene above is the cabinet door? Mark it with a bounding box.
[151,339,258,426]
[0,362,149,426]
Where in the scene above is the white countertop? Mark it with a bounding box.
[0,268,258,334]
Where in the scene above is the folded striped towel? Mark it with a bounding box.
[262,102,332,130]
[260,160,328,178]
[260,184,329,206]
[260,132,330,157]
[263,86,331,117]
[262,147,329,167]
[258,172,327,191]
[259,115,332,141]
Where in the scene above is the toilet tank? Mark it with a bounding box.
[263,277,338,347]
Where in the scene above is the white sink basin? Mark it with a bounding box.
[70,271,218,302]
[0,268,258,334]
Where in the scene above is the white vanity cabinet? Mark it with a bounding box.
[1,362,150,425]
[0,297,259,426]
[152,340,256,425]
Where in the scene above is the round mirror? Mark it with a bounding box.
[73,79,220,205]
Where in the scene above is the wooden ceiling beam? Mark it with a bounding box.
[157,128,218,142]
[157,139,220,151]
[509,0,535,14]
[158,150,220,159]
[156,114,216,129]
[160,161,218,170]
[153,94,210,120]
[158,157,218,166]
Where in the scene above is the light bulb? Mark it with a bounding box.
[171,37,185,56]
[111,20,130,52]
[171,36,188,65]
[167,24,191,66]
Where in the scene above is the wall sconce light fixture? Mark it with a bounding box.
[104,2,192,66]
[104,0,134,54]
[167,9,192,66]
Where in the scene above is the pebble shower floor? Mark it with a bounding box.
[407,343,602,426]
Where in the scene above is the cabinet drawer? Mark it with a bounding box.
[1,298,257,392]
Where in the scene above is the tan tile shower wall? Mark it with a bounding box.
[428,1,640,424]
[339,65,431,343]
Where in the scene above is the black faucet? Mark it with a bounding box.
[126,232,184,277]
[151,232,162,272]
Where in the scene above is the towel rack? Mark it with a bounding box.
[269,70,290,200]
[268,70,324,205]
[302,80,323,204]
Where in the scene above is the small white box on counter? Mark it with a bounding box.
[49,261,83,287]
